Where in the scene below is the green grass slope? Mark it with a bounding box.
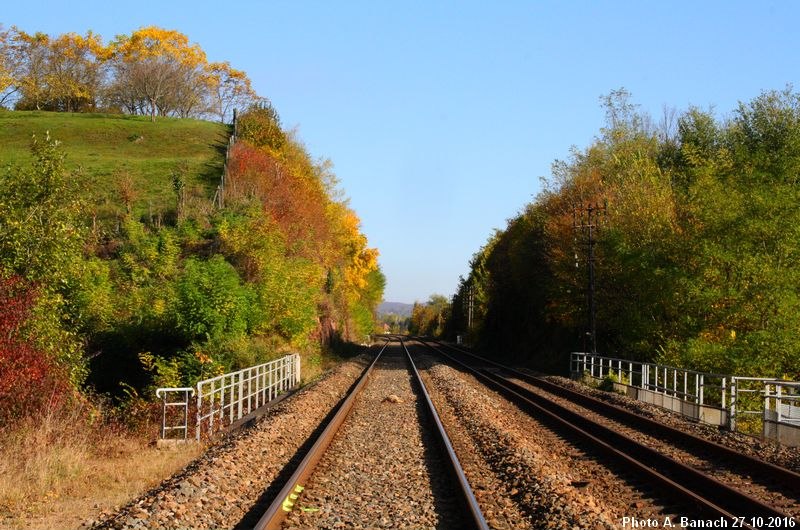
[0,111,229,218]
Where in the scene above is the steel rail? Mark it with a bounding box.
[436,340,800,495]
[400,339,490,530]
[417,338,791,528]
[253,340,389,530]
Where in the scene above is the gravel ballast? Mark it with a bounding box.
[409,341,670,529]
[282,343,466,529]
[88,354,371,530]
[507,374,800,517]
[543,374,800,473]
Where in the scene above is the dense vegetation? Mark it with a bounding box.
[0,27,384,426]
[434,88,800,379]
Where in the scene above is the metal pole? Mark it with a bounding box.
[574,202,605,354]
[467,285,474,331]
[587,212,597,353]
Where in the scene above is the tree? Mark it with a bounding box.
[206,61,256,123]
[2,28,107,112]
[41,31,106,112]
[107,26,207,121]
[0,134,88,385]
[409,295,450,337]
[0,25,17,107]
[6,28,50,110]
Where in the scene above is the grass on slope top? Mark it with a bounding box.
[0,110,229,219]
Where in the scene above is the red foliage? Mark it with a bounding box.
[0,277,70,423]
[227,143,331,256]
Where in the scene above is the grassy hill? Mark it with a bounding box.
[0,111,229,219]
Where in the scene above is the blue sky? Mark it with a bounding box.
[4,1,799,303]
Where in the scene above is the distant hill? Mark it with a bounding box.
[379,302,413,317]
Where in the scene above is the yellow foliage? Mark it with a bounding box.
[112,26,206,66]
[337,210,379,292]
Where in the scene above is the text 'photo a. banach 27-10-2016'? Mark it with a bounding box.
[1,2,800,529]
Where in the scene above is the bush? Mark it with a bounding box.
[237,100,286,151]
[174,255,252,342]
[598,369,628,392]
[0,277,72,425]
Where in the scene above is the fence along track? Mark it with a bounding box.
[254,338,489,530]
[195,353,300,440]
[418,338,792,528]
[440,342,800,494]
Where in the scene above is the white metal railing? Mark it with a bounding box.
[155,353,300,441]
[764,381,800,425]
[156,387,195,440]
[571,352,728,408]
[571,352,800,441]
[195,353,300,440]
[729,376,777,432]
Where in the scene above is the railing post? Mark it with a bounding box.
[229,375,235,424]
[160,392,167,439]
[699,374,704,405]
[238,371,244,420]
[282,358,287,391]
[196,382,203,441]
[261,365,267,404]
[269,363,273,401]
[247,368,252,414]
[684,372,688,400]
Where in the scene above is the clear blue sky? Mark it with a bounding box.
[4,1,799,303]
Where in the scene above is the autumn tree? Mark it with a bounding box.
[206,61,256,123]
[41,31,106,112]
[107,26,207,121]
[409,295,450,337]
[2,25,259,120]
[443,87,800,379]
[0,25,17,107]
[5,28,50,110]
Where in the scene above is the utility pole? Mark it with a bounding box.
[467,285,474,331]
[573,201,606,354]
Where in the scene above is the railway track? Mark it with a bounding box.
[253,338,489,530]
[419,338,799,529]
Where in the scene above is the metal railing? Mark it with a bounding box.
[572,352,800,442]
[196,353,300,440]
[728,377,777,432]
[156,387,195,440]
[571,352,728,408]
[155,353,301,441]
[764,381,800,424]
